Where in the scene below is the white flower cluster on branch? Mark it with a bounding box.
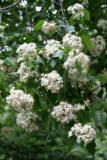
[16,43,37,62]
[63,33,84,51]
[16,42,39,83]
[68,123,96,144]
[41,71,63,93]
[44,39,63,59]
[17,62,32,82]
[6,87,34,112]
[16,110,38,132]
[97,19,107,31]
[17,62,38,83]
[67,3,85,20]
[63,51,90,83]
[51,101,85,124]
[91,35,106,57]
[6,87,38,132]
[42,21,58,35]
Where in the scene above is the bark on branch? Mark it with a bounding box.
[0,0,22,13]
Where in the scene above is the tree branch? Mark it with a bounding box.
[89,82,107,96]
[0,0,22,13]
[86,82,107,102]
[54,0,68,24]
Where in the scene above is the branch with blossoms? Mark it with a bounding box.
[0,1,107,157]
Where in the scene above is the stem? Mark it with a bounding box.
[90,82,106,94]
[25,5,31,28]
[59,0,68,24]
[54,0,68,24]
[0,0,22,13]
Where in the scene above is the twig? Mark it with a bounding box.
[86,82,107,102]
[89,82,107,96]
[93,95,103,102]
[54,0,68,24]
[59,0,65,19]
[54,0,60,6]
[0,0,22,13]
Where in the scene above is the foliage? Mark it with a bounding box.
[0,0,107,160]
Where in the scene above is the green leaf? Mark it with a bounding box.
[36,55,44,64]
[64,25,75,33]
[44,0,51,10]
[95,111,107,126]
[0,80,7,94]
[50,60,56,68]
[102,100,107,110]
[84,9,90,21]
[5,57,15,66]
[34,20,44,31]
[53,50,64,59]
[97,74,107,83]
[86,141,96,155]
[81,34,93,51]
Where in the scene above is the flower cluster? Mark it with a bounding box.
[91,35,106,57]
[17,62,31,82]
[16,110,38,132]
[44,39,62,59]
[51,101,85,124]
[63,33,84,51]
[42,21,58,35]
[0,59,6,72]
[68,123,96,144]
[40,71,63,93]
[63,51,90,83]
[67,3,85,20]
[6,87,38,132]
[51,102,76,123]
[4,2,103,143]
[6,87,34,112]
[16,43,37,62]
[97,19,107,31]
[17,62,38,83]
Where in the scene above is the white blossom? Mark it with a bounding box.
[63,51,90,83]
[42,21,58,35]
[19,0,27,7]
[74,103,85,111]
[6,88,34,112]
[97,19,107,30]
[51,102,76,123]
[67,3,85,20]
[44,39,62,59]
[68,123,96,144]
[17,62,38,83]
[91,35,106,57]
[16,110,38,132]
[51,102,85,124]
[63,33,84,51]
[41,71,63,93]
[17,62,31,82]
[16,43,37,62]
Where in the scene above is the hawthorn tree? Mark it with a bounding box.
[0,0,107,160]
